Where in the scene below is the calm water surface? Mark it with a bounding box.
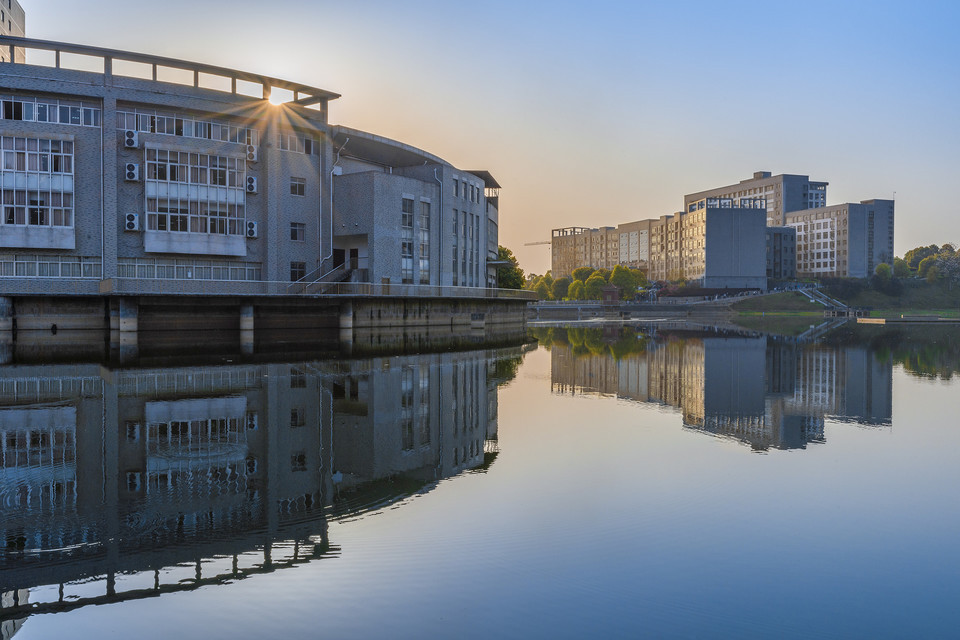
[2,324,960,638]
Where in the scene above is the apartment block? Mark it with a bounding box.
[684,171,828,226]
[785,199,894,278]
[649,197,766,289]
[550,225,619,277]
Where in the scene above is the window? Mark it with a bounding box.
[290,407,305,427]
[290,261,306,281]
[290,177,305,196]
[1,137,75,229]
[419,201,431,284]
[290,222,305,241]
[290,367,306,388]
[401,198,414,227]
[452,179,459,198]
[144,148,246,235]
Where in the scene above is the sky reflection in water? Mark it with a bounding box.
[2,325,959,639]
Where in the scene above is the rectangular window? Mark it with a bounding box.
[290,261,306,281]
[290,177,305,196]
[290,222,305,241]
[290,407,306,427]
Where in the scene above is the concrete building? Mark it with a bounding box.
[785,199,895,278]
[0,0,23,64]
[766,226,797,281]
[550,225,620,277]
[684,170,828,226]
[0,36,504,301]
[647,198,767,289]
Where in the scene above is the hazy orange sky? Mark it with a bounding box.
[24,0,960,274]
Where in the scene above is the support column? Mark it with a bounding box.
[338,301,353,354]
[0,297,12,365]
[109,297,138,364]
[240,303,255,355]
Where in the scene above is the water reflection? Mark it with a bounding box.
[538,326,893,451]
[0,346,524,629]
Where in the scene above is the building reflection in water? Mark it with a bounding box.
[0,346,521,631]
[547,328,892,451]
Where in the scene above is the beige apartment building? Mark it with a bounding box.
[551,225,620,277]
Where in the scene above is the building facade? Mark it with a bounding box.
[0,37,501,298]
[550,225,620,277]
[684,170,828,226]
[785,199,895,278]
[766,226,797,281]
[0,1,24,63]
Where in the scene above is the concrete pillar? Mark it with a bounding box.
[117,298,138,333]
[339,301,353,353]
[240,303,255,355]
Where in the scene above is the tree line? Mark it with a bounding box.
[523,265,649,301]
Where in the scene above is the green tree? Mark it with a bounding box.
[567,279,585,300]
[534,279,551,300]
[874,262,892,283]
[496,246,524,289]
[584,274,606,299]
[595,268,612,282]
[551,276,571,300]
[905,245,940,270]
[893,257,911,279]
[572,266,595,282]
[918,254,938,278]
[926,264,940,284]
[541,272,554,289]
[609,265,637,300]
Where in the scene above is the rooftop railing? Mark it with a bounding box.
[0,35,339,106]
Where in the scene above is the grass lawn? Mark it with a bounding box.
[839,281,960,312]
[731,292,825,313]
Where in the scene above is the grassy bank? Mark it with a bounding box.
[732,292,824,313]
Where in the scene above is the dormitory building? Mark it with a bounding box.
[552,171,895,288]
[0,33,502,298]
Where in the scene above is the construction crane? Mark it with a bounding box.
[524,240,551,246]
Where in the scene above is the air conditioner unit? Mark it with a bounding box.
[124,212,140,231]
[246,176,258,194]
[246,144,258,162]
[246,412,258,430]
[123,130,139,148]
[246,221,258,238]
[124,162,139,181]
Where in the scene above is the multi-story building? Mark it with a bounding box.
[684,170,828,226]
[647,198,767,289]
[786,199,895,278]
[0,37,501,299]
[0,0,24,63]
[766,226,797,281]
[550,225,619,277]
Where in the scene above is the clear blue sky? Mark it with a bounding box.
[23,0,960,273]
